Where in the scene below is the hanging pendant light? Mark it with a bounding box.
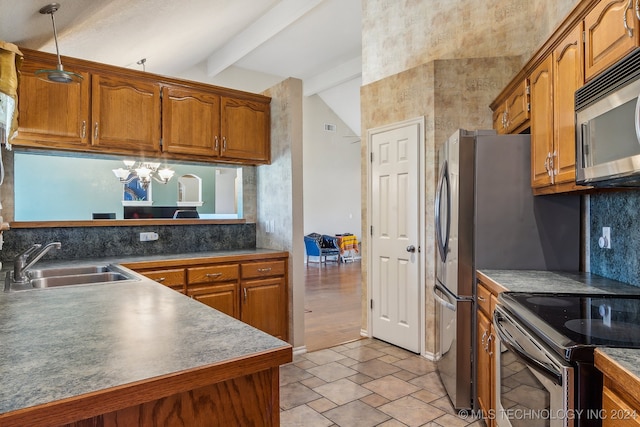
[35,3,83,84]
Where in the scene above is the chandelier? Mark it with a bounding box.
[112,160,175,189]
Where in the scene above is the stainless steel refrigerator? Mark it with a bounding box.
[433,129,580,410]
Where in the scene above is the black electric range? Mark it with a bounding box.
[498,292,640,361]
[495,292,640,427]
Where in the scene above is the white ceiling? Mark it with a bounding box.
[0,0,362,134]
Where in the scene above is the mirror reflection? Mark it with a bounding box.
[14,150,243,221]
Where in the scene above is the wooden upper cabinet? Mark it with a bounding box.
[16,58,90,148]
[15,49,271,165]
[530,56,554,189]
[491,79,529,134]
[584,0,640,81]
[91,74,161,153]
[221,97,270,163]
[162,86,221,156]
[504,80,529,132]
[553,23,584,185]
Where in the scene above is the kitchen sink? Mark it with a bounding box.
[4,264,140,292]
[28,265,113,279]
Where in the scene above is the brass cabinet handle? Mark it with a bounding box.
[243,287,247,302]
[624,0,634,37]
[94,122,99,140]
[81,121,86,139]
[222,136,227,151]
[214,135,219,151]
[156,277,166,283]
[636,0,640,21]
[257,268,272,273]
[477,295,486,302]
[205,272,222,278]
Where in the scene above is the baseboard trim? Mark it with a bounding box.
[292,345,307,356]
[423,350,440,361]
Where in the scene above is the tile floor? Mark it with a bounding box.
[280,338,484,427]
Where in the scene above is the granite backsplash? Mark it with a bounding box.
[0,223,256,262]
[590,190,640,287]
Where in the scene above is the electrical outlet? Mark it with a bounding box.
[598,227,611,249]
[140,232,159,242]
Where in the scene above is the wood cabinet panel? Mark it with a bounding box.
[530,56,555,189]
[554,23,584,185]
[477,283,492,316]
[221,97,270,163]
[505,80,529,132]
[162,86,221,156]
[241,260,286,279]
[602,386,640,426]
[477,310,493,427]
[187,264,239,284]
[138,268,186,293]
[188,282,240,318]
[91,74,161,152]
[241,277,287,340]
[585,0,640,81]
[16,58,90,148]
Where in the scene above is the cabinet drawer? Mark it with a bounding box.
[477,283,492,316]
[140,268,186,290]
[241,260,285,279]
[188,264,239,284]
[602,386,640,427]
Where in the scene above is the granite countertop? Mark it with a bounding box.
[478,269,640,295]
[0,274,291,417]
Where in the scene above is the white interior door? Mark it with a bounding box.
[370,121,421,353]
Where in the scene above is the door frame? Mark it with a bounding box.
[366,116,426,355]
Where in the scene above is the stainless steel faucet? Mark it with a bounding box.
[12,242,62,284]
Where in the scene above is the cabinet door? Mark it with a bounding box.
[16,58,90,148]
[492,104,507,135]
[477,310,492,426]
[241,277,286,339]
[91,74,161,153]
[162,86,221,156]
[221,97,270,163]
[139,268,186,293]
[530,56,554,189]
[189,282,240,318]
[187,264,239,285]
[584,0,640,81]
[554,23,584,185]
[505,80,529,133]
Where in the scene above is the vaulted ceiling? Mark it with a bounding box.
[0,0,362,134]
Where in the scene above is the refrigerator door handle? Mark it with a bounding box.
[433,281,471,312]
[435,160,451,261]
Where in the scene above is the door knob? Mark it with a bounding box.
[406,245,416,253]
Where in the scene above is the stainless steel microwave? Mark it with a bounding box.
[576,49,640,187]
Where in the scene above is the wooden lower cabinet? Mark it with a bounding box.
[136,268,186,293]
[476,279,499,427]
[125,253,289,341]
[595,349,640,427]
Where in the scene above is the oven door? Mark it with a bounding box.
[493,305,574,427]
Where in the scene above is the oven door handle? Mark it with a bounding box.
[494,310,563,385]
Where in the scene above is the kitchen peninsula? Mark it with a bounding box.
[0,273,292,426]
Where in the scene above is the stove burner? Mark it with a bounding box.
[564,319,640,343]
[526,297,572,307]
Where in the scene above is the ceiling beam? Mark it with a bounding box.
[303,56,361,96]
[206,0,324,77]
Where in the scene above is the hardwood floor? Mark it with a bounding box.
[304,260,362,352]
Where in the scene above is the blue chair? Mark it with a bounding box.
[304,233,340,264]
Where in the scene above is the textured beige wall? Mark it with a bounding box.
[362,0,578,85]
[260,78,305,349]
[360,0,579,356]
